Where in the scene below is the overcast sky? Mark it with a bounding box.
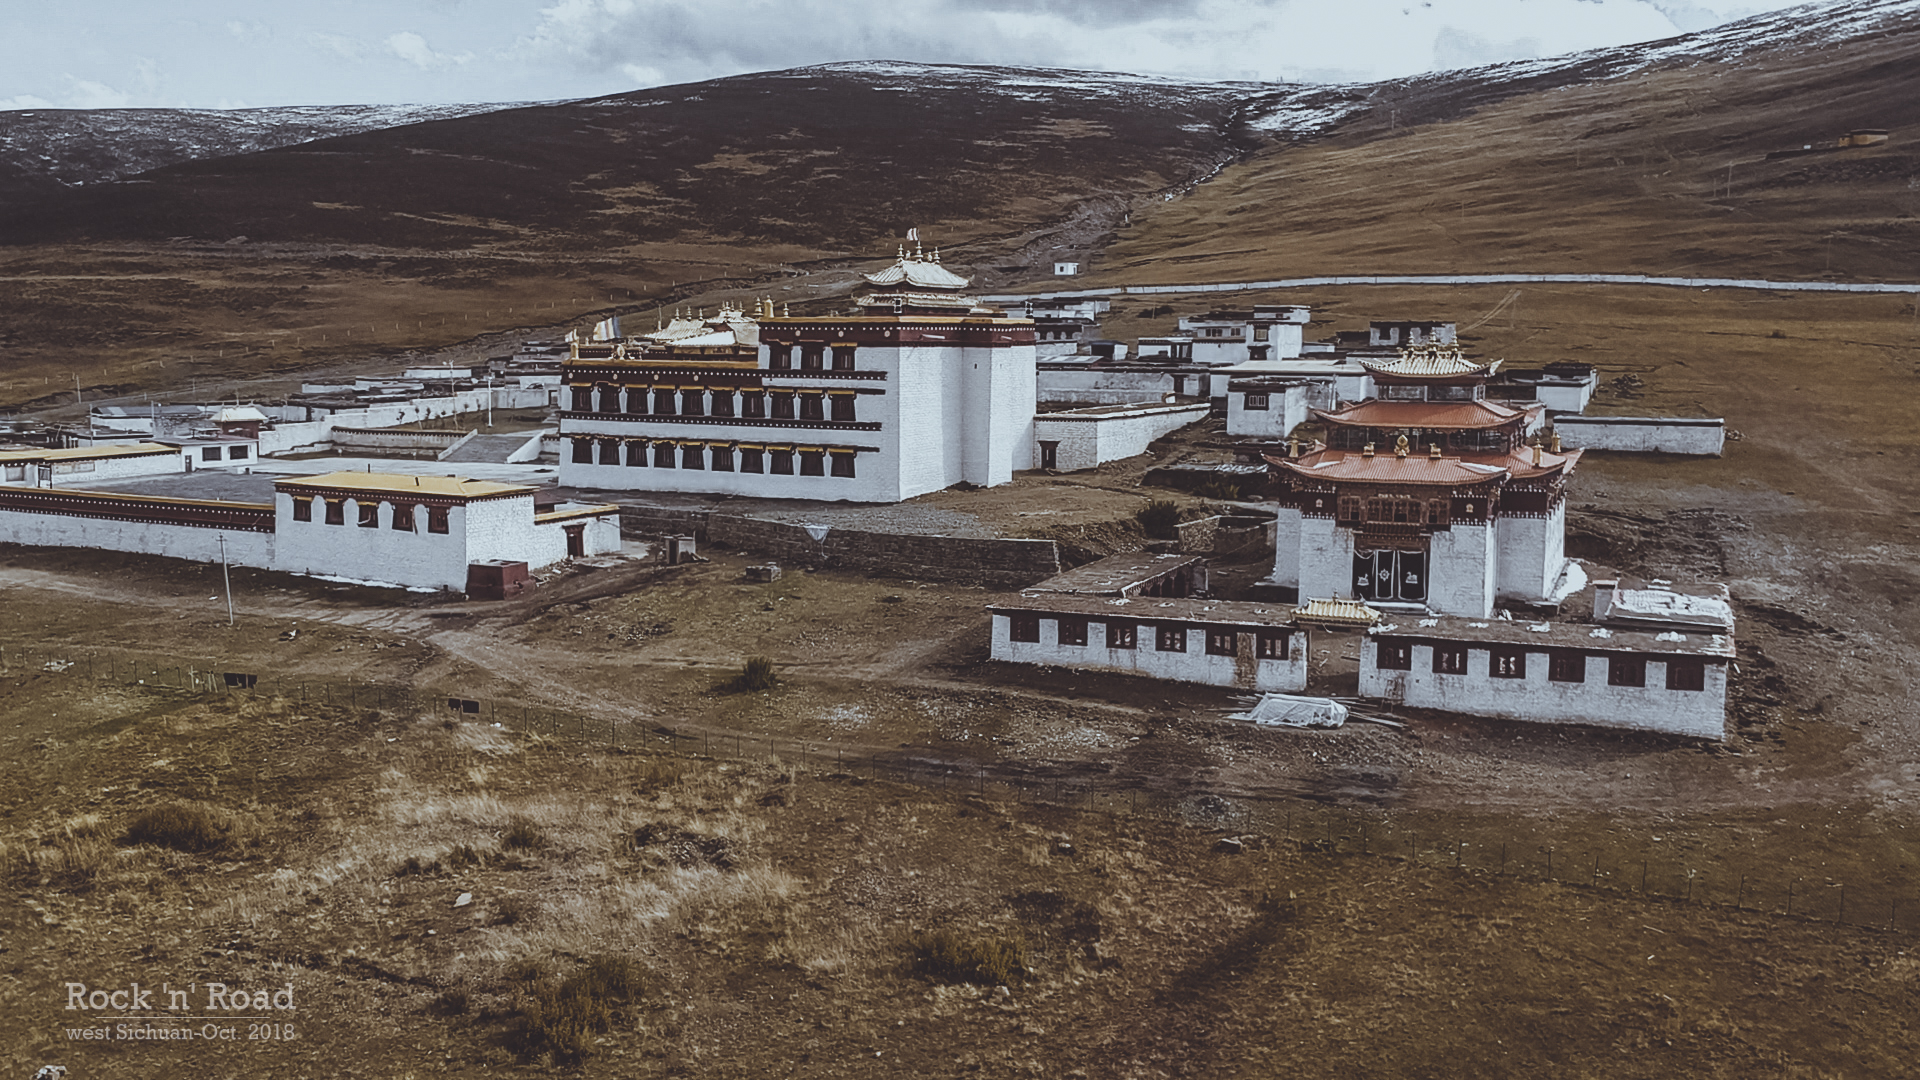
[1,0,1813,111]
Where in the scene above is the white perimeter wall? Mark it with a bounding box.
[1360,643,1726,738]
[1555,417,1724,455]
[1034,404,1208,472]
[1036,369,1177,404]
[1295,516,1354,603]
[258,389,536,455]
[10,451,188,487]
[1429,524,1496,618]
[1270,506,1303,587]
[990,613,1306,692]
[0,506,273,567]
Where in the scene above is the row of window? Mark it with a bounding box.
[768,344,856,371]
[1340,497,1451,527]
[289,497,451,534]
[572,386,860,422]
[1373,641,1707,690]
[1330,428,1512,452]
[1007,614,1291,659]
[569,439,857,477]
[199,444,251,462]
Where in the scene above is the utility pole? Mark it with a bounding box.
[217,534,234,627]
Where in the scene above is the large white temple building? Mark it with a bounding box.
[558,247,1037,501]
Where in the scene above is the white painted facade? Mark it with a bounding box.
[1358,630,1729,739]
[1225,381,1310,438]
[1553,416,1725,455]
[0,500,274,566]
[989,607,1307,693]
[0,444,188,488]
[1178,306,1310,364]
[1033,402,1209,472]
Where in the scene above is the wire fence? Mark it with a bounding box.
[6,643,1908,936]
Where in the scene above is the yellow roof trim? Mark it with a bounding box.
[0,442,180,464]
[275,471,532,500]
[1294,598,1382,626]
[534,503,620,525]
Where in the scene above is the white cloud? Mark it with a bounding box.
[308,32,370,63]
[387,30,474,72]
[61,77,133,109]
[0,94,56,111]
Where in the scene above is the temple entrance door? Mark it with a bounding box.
[1038,441,1059,470]
[565,525,585,558]
[1353,549,1427,603]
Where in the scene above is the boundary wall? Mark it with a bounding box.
[1553,416,1725,455]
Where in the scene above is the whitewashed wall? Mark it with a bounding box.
[1554,417,1724,455]
[1495,506,1565,605]
[990,613,1306,692]
[1269,506,1304,588]
[1036,369,1177,404]
[0,506,273,566]
[1226,385,1309,438]
[1295,516,1354,603]
[1429,524,1496,617]
[1033,404,1209,472]
[1359,642,1726,738]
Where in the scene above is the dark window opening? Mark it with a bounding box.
[627,441,648,466]
[1548,651,1585,683]
[772,393,795,419]
[324,500,345,526]
[1608,656,1647,688]
[711,446,734,472]
[799,451,825,476]
[832,346,855,371]
[653,388,676,415]
[292,498,312,522]
[1009,614,1040,643]
[799,394,825,421]
[830,452,855,478]
[1057,617,1088,647]
[598,439,620,466]
[391,503,415,531]
[740,448,765,473]
[1377,641,1412,670]
[681,444,705,470]
[202,446,222,462]
[710,392,735,417]
[1205,629,1238,657]
[596,386,619,414]
[1107,620,1137,649]
[1257,631,1291,660]
[1243,393,1270,411]
[427,507,450,534]
[229,445,249,460]
[1666,657,1706,691]
[742,393,766,419]
[1433,646,1468,675]
[801,346,824,371]
[571,386,593,412]
[654,443,676,468]
[1490,648,1526,679]
[769,346,792,370]
[771,450,794,475]
[1156,625,1187,653]
[831,395,856,422]
[625,388,648,414]
[681,390,705,416]
[572,438,594,464]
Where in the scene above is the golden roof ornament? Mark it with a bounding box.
[1395,434,1409,459]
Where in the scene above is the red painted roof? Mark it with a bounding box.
[1268,446,1580,485]
[1314,398,1528,430]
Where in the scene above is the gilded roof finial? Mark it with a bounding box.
[933,246,942,264]
[1362,442,1375,458]
[1395,434,1409,459]
[1430,443,1442,459]
[1549,431,1562,454]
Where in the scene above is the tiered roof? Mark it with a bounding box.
[1358,343,1498,380]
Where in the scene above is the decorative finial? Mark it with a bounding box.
[1362,442,1375,458]
[1430,443,1442,459]
[1394,434,1409,459]
[933,246,941,264]
[1549,431,1562,454]
[1287,434,1300,459]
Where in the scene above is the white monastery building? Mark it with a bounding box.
[558,246,1037,502]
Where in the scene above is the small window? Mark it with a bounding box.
[1548,650,1585,683]
[1057,617,1088,647]
[626,388,648,414]
[711,446,734,472]
[1337,496,1362,524]
[391,503,415,531]
[772,393,795,420]
[1433,645,1468,675]
[799,451,825,476]
[1243,393,1270,411]
[427,507,449,534]
[832,346,855,371]
[829,452,855,478]
[627,441,648,467]
[596,386,619,414]
[769,346,792,370]
[1257,631,1290,660]
[291,498,312,523]
[771,450,794,475]
[742,393,766,419]
[654,443,675,468]
[1376,641,1412,670]
[1666,657,1706,692]
[653,388,676,415]
[681,389,705,416]
[831,395,856,422]
[229,445,249,460]
[324,500,345,526]
[1253,326,1269,342]
[1608,656,1647,688]
[599,439,620,466]
[799,394,824,421]
[571,438,594,464]
[202,446,221,462]
[681,444,705,470]
[1107,620,1136,650]
[710,391,735,417]
[1490,648,1526,679]
[1156,625,1187,653]
[570,386,593,412]
[1009,614,1040,643]
[801,346,824,371]
[1205,629,1238,657]
[740,448,765,473]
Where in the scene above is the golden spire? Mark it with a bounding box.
[1395,434,1409,459]
[1549,431,1562,454]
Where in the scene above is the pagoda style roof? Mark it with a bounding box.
[863,248,971,291]
[1313,398,1531,430]
[1294,598,1381,626]
[1267,444,1580,485]
[1359,343,1498,379]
